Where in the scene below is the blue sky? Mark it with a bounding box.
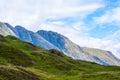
[0,0,120,58]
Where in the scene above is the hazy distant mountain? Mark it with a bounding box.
[0,21,120,66]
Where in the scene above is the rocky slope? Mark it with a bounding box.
[15,26,58,49]
[0,22,16,37]
[37,30,120,66]
[0,22,120,66]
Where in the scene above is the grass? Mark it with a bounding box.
[0,65,39,80]
[0,35,120,80]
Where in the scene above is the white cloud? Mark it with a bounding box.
[0,0,104,31]
[94,7,120,26]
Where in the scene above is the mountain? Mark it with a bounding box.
[0,22,57,49]
[0,22,17,37]
[14,26,58,49]
[37,30,120,66]
[0,35,120,80]
[0,22,120,66]
[37,30,86,59]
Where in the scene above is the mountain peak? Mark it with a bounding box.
[37,30,66,50]
[0,22,17,37]
[0,22,6,27]
[0,21,120,66]
[15,25,27,30]
[37,30,120,66]
[37,30,66,38]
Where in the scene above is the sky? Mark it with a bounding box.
[0,0,120,58]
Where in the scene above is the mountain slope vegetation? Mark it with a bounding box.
[0,22,120,66]
[0,35,120,80]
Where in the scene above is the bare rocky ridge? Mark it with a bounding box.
[0,22,120,66]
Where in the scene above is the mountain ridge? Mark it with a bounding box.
[0,22,120,66]
[37,30,120,66]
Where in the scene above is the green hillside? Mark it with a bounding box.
[0,35,120,80]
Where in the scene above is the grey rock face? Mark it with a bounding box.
[0,22,17,37]
[0,22,120,66]
[15,26,58,49]
[37,30,120,66]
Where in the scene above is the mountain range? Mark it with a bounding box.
[0,21,120,66]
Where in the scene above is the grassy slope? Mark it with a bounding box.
[0,35,120,80]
